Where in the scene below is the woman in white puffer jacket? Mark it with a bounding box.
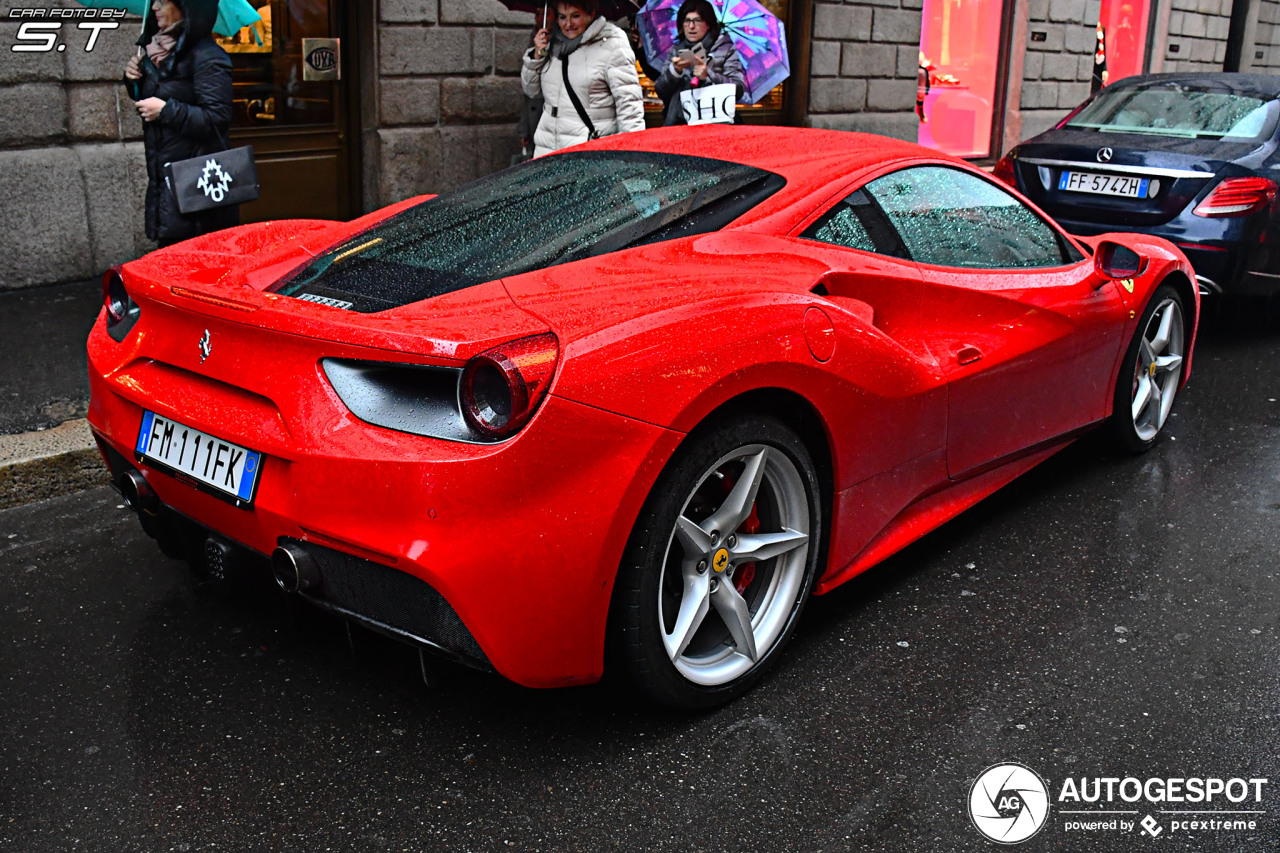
[522,0,646,157]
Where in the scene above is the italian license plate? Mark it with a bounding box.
[135,411,263,507]
[1058,170,1151,198]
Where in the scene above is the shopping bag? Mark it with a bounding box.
[679,83,736,126]
[164,145,260,214]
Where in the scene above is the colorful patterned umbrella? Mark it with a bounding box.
[636,0,788,104]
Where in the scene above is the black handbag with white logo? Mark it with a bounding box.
[163,144,260,215]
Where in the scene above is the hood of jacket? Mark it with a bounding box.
[579,15,610,46]
[137,0,220,55]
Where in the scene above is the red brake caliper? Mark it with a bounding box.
[720,472,760,595]
[735,505,760,594]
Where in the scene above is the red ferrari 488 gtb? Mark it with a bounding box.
[88,126,1197,708]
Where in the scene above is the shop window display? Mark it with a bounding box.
[916,0,1002,158]
[1093,0,1151,91]
[215,0,336,129]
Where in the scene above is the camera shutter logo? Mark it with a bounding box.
[969,763,1051,844]
[197,159,233,204]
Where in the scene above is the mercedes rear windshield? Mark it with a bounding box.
[272,150,785,313]
[1065,83,1280,141]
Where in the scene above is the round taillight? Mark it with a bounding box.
[102,267,141,342]
[466,361,518,431]
[104,269,129,323]
[459,333,559,440]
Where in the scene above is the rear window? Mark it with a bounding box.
[272,151,783,313]
[1065,84,1279,141]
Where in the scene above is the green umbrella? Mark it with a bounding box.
[73,0,262,39]
[77,0,262,98]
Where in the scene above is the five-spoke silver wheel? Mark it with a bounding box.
[1130,296,1185,442]
[613,416,822,709]
[660,444,810,686]
[1113,284,1187,452]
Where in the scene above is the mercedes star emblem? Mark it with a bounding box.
[1097,147,1114,162]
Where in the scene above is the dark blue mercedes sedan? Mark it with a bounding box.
[995,73,1280,296]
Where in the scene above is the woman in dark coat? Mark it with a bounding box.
[124,0,236,247]
[653,0,745,126]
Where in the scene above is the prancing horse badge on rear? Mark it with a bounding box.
[199,329,211,363]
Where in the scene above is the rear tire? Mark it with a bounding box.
[612,416,823,710]
[1111,283,1186,453]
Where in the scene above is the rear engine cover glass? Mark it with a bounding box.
[272,151,781,312]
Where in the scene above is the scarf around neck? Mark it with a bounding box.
[551,21,593,58]
[146,20,184,66]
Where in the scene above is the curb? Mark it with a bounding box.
[0,419,109,510]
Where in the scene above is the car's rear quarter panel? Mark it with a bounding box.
[506,233,952,597]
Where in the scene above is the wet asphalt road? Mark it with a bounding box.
[2,309,1279,853]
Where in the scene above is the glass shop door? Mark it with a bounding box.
[215,0,356,222]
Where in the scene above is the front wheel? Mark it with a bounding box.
[1112,283,1187,453]
[612,416,823,710]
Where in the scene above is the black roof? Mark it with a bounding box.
[1107,72,1280,100]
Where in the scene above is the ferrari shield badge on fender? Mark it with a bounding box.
[199,329,212,363]
[1120,278,1135,293]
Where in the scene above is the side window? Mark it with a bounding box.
[811,206,875,251]
[801,190,909,258]
[866,166,1079,269]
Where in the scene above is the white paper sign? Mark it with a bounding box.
[679,83,737,125]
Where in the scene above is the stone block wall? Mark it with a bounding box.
[371,0,530,206]
[1246,0,1280,71]
[1017,0,1102,140]
[1162,0,1232,72]
[0,1,150,289]
[805,0,922,141]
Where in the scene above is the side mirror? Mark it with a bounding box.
[1095,241,1147,280]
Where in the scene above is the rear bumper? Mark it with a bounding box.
[88,334,684,688]
[101,438,497,672]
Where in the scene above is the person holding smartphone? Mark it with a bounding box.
[653,0,745,125]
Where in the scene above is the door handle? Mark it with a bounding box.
[957,345,982,365]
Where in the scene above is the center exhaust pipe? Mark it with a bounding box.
[120,470,159,515]
[272,543,321,593]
